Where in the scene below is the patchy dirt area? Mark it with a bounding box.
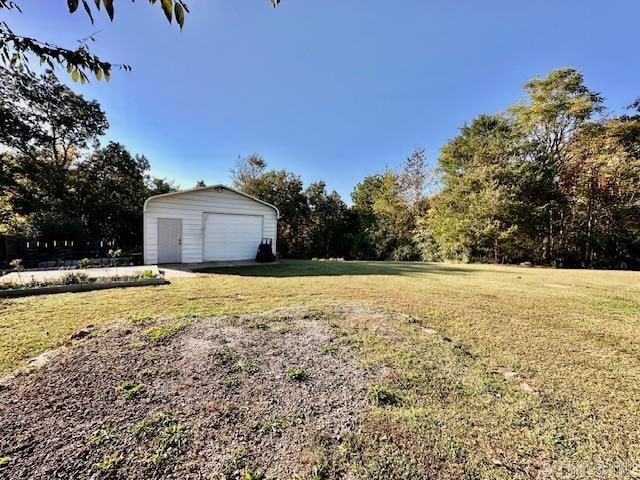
[0,308,374,479]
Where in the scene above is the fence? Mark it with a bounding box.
[0,235,143,269]
[0,235,23,267]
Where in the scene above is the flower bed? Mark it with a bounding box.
[0,271,167,298]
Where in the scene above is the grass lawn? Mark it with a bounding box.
[1,260,639,478]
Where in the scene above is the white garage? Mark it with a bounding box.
[143,185,278,265]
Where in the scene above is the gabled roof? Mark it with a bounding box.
[143,184,279,217]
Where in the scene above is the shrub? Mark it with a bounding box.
[77,258,92,268]
[0,281,21,291]
[9,259,23,285]
[60,272,90,285]
[108,248,122,266]
[141,268,154,279]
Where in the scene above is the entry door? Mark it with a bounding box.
[158,218,182,263]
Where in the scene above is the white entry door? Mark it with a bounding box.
[204,214,263,261]
[158,218,182,263]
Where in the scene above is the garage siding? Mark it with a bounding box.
[144,188,277,264]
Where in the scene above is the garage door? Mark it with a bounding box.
[203,214,263,261]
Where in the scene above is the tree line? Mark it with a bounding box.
[231,69,640,268]
[428,69,640,268]
[229,150,434,261]
[1,67,638,267]
[0,68,175,248]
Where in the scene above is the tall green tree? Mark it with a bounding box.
[426,69,639,268]
[231,155,356,259]
[148,177,177,196]
[425,114,523,262]
[74,143,151,247]
[510,68,603,262]
[0,68,108,163]
[399,148,434,210]
[0,67,108,234]
[305,181,352,258]
[352,170,417,260]
[0,68,174,244]
[231,156,310,258]
[230,154,268,193]
[562,103,640,266]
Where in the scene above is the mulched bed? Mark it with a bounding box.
[0,308,372,479]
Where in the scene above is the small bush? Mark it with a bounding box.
[141,269,154,279]
[0,281,21,291]
[77,258,92,268]
[108,248,122,267]
[61,272,89,285]
[0,455,11,468]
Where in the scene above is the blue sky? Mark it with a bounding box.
[7,1,640,199]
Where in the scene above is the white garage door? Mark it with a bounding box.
[203,214,263,261]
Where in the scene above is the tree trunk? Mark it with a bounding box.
[585,181,594,266]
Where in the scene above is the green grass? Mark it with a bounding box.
[93,453,121,471]
[232,357,259,374]
[144,320,190,343]
[118,380,143,399]
[287,367,309,382]
[1,260,639,477]
[367,385,402,406]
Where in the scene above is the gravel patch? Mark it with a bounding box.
[0,308,372,479]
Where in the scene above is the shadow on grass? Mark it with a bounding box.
[193,260,487,278]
